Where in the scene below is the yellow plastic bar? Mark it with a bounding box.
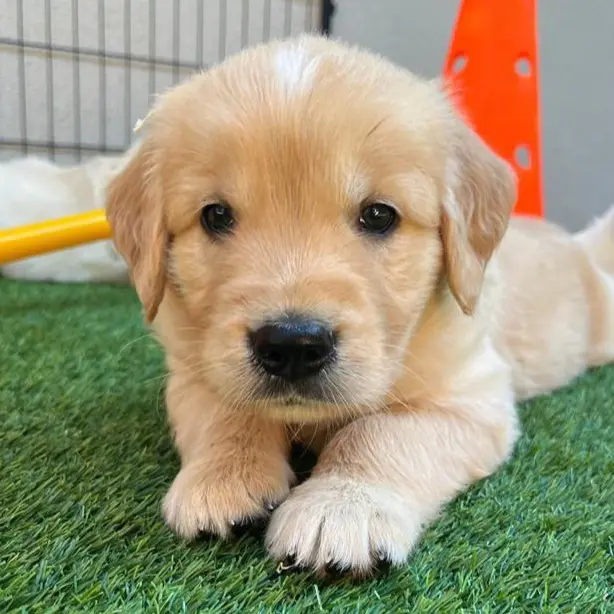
[0,209,111,265]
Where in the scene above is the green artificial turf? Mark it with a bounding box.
[1,278,613,613]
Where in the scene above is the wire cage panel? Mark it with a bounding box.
[0,0,321,164]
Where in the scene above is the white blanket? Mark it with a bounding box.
[0,152,131,283]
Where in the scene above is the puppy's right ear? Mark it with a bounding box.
[106,142,167,323]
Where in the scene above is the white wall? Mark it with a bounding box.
[332,0,614,230]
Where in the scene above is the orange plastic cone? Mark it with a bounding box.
[444,0,543,218]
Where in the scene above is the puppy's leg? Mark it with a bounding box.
[575,205,614,274]
[266,380,518,575]
[162,369,295,540]
[586,268,614,366]
[575,206,614,365]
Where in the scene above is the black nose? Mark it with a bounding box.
[250,316,336,381]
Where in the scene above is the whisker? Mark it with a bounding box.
[116,332,157,358]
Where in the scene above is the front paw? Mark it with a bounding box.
[265,474,422,577]
[163,458,295,540]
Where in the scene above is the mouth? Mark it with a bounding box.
[251,384,341,422]
[255,376,334,406]
[240,372,380,422]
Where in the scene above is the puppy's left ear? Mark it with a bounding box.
[106,140,168,323]
[441,114,517,315]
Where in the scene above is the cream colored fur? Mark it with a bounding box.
[104,35,614,577]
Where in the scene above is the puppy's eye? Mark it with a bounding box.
[201,202,235,237]
[358,202,398,236]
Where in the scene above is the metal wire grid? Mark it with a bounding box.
[0,0,327,163]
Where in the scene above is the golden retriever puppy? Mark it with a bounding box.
[106,35,614,577]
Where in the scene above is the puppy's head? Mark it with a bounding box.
[106,36,516,422]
